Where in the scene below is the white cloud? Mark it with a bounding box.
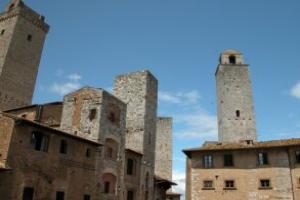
[49,73,82,96]
[158,90,201,105]
[290,82,300,99]
[175,110,218,140]
[172,170,186,199]
[68,73,82,81]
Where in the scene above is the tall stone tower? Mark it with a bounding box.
[113,70,158,200]
[216,50,257,143]
[0,0,49,110]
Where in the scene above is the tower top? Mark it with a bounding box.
[219,49,245,65]
[5,0,24,12]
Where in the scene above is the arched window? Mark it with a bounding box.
[102,173,116,194]
[236,110,240,118]
[229,55,236,64]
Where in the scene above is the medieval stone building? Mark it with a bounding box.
[184,50,300,200]
[0,1,180,200]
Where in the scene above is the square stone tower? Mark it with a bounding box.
[60,87,127,200]
[155,117,173,181]
[216,50,257,143]
[113,70,158,200]
[0,0,49,110]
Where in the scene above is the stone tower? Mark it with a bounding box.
[216,50,257,143]
[0,0,49,111]
[155,117,173,181]
[113,70,158,200]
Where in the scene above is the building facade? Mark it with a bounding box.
[184,50,300,200]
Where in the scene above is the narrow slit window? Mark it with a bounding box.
[27,34,32,41]
[89,109,97,121]
[0,29,5,35]
[236,110,240,118]
[59,140,68,154]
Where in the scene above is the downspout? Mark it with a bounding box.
[287,148,295,200]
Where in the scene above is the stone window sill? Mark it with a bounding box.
[223,187,237,190]
[258,187,273,190]
[202,188,215,190]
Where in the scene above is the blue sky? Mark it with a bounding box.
[2,0,300,195]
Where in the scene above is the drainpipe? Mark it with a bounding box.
[287,148,295,200]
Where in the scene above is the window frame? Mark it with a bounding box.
[224,180,236,190]
[203,154,213,168]
[259,179,272,190]
[31,131,49,152]
[258,152,269,166]
[224,154,234,167]
[295,150,300,163]
[202,180,214,190]
[59,139,68,154]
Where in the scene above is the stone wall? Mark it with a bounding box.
[187,148,298,200]
[216,51,257,143]
[113,70,158,200]
[0,1,49,111]
[155,117,173,181]
[0,115,101,200]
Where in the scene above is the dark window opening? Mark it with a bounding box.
[84,194,91,200]
[295,151,300,163]
[104,181,110,194]
[105,147,113,159]
[60,140,68,154]
[108,112,116,123]
[56,191,65,200]
[236,110,240,118]
[203,180,213,189]
[225,180,235,188]
[89,109,97,121]
[127,158,135,175]
[127,190,134,200]
[22,187,34,200]
[31,132,49,152]
[0,29,5,35]
[224,154,234,167]
[27,34,32,41]
[229,55,236,64]
[258,152,269,165]
[86,148,91,158]
[260,179,271,188]
[203,154,213,168]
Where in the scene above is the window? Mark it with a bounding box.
[127,190,135,200]
[89,109,97,121]
[83,194,91,200]
[224,154,234,167]
[127,158,135,175]
[86,148,91,158]
[31,132,49,152]
[0,29,5,35]
[105,147,113,159]
[260,179,271,189]
[108,112,116,123]
[56,191,65,200]
[224,180,235,189]
[258,152,269,165]
[295,151,300,163]
[229,55,236,64]
[60,140,68,154]
[27,34,32,41]
[236,110,240,118]
[203,180,213,189]
[104,181,110,194]
[203,154,213,168]
[22,187,34,200]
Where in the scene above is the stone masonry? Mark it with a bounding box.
[0,0,49,111]
[155,117,173,181]
[113,70,158,200]
[216,50,257,143]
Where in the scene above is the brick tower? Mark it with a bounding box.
[0,0,49,110]
[216,50,257,143]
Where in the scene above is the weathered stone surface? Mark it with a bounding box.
[0,0,49,111]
